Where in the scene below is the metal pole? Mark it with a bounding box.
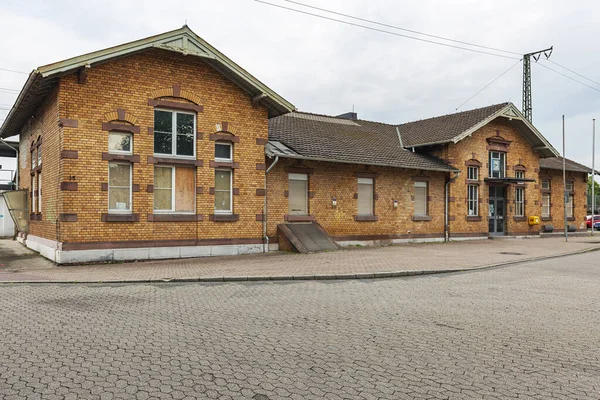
[563,115,568,242]
[592,119,596,236]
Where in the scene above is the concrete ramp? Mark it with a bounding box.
[277,222,338,253]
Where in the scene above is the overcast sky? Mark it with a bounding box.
[1,0,599,178]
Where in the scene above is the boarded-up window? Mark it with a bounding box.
[109,163,131,212]
[215,169,232,213]
[542,193,551,217]
[357,177,374,216]
[414,181,428,216]
[567,194,574,218]
[153,166,195,212]
[288,173,308,215]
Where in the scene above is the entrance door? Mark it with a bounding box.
[288,173,308,215]
[488,186,505,236]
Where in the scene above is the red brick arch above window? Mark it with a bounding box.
[465,159,481,167]
[213,122,239,136]
[149,85,202,106]
[103,108,138,125]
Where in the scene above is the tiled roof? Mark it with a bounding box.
[268,112,458,172]
[540,156,594,174]
[398,103,509,147]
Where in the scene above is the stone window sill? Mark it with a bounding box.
[541,216,552,221]
[354,215,379,222]
[513,216,527,222]
[466,216,482,222]
[148,214,201,222]
[209,214,240,222]
[101,214,139,222]
[411,215,432,222]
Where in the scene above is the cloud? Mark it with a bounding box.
[0,0,599,170]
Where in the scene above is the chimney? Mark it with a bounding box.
[336,111,358,120]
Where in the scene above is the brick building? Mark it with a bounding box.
[0,27,591,263]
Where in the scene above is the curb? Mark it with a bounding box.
[1,246,599,285]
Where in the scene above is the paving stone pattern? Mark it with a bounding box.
[1,252,600,399]
[1,237,600,283]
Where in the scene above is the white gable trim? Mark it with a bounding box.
[452,103,559,157]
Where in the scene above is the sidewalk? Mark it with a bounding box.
[1,236,599,283]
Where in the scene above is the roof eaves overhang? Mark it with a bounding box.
[0,71,40,139]
[2,26,295,138]
[266,152,459,173]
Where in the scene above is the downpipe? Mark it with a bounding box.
[263,156,279,253]
[445,171,461,242]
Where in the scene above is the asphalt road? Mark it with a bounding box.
[1,252,599,399]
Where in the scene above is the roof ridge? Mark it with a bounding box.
[290,110,397,127]
[396,102,510,126]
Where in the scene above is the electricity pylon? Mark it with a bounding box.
[522,46,553,122]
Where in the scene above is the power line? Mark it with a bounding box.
[546,59,600,87]
[0,67,28,75]
[535,62,600,93]
[254,0,520,60]
[284,0,522,56]
[454,58,523,111]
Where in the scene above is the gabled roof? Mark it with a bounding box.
[267,112,458,172]
[540,156,596,174]
[0,26,295,138]
[398,102,559,158]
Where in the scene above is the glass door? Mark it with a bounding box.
[488,187,505,236]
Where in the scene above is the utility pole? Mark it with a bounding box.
[563,115,568,242]
[593,119,596,236]
[522,46,553,122]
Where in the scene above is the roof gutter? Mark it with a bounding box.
[265,153,458,173]
[0,71,39,139]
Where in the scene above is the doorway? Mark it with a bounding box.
[488,186,505,236]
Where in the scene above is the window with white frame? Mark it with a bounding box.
[288,173,308,215]
[515,187,524,217]
[108,163,132,213]
[489,151,506,178]
[357,177,374,216]
[215,142,232,162]
[467,166,479,181]
[414,181,428,216]
[566,194,574,218]
[215,169,233,214]
[31,175,36,214]
[37,172,42,213]
[108,132,132,154]
[31,147,36,170]
[153,109,195,157]
[541,180,550,190]
[37,144,42,167]
[515,171,524,180]
[467,184,478,216]
[153,166,195,213]
[566,181,573,192]
[542,193,551,218]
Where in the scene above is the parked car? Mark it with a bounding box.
[586,215,600,229]
[595,221,600,231]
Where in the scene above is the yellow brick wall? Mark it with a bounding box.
[56,49,268,245]
[539,168,588,231]
[266,159,447,240]
[444,118,542,236]
[18,86,62,241]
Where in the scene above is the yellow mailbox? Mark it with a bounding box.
[528,216,540,226]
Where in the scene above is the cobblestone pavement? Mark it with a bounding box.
[1,252,600,399]
[1,236,600,283]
